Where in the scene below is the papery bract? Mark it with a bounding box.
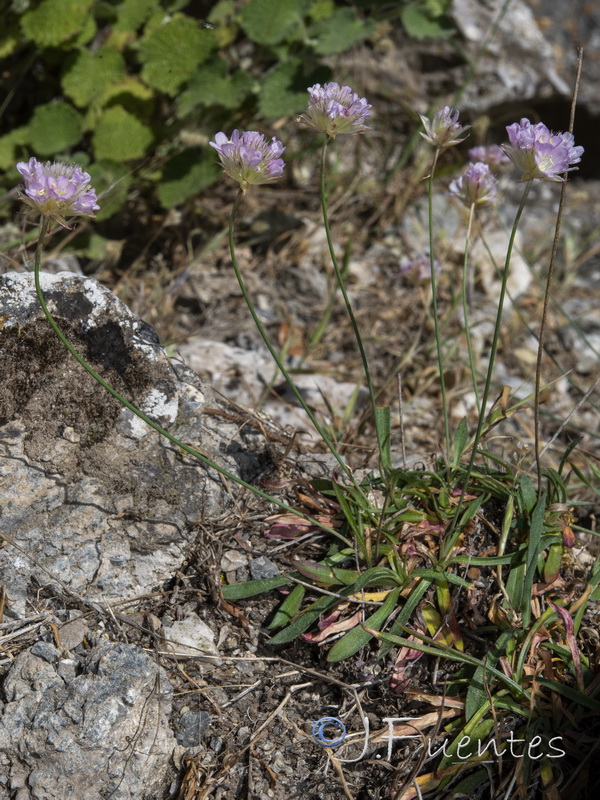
[503,118,584,181]
[298,82,371,138]
[449,161,498,207]
[419,106,470,148]
[17,158,99,228]
[210,130,285,193]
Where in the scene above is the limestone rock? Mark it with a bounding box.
[0,641,176,800]
[0,271,275,614]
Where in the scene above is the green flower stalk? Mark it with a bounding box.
[449,161,499,415]
[16,158,350,546]
[297,83,393,469]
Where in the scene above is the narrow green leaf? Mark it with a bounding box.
[465,631,513,720]
[294,561,359,585]
[519,474,537,514]
[269,593,337,644]
[268,584,305,629]
[221,575,290,600]
[452,416,468,465]
[375,406,392,470]
[522,491,546,627]
[536,678,600,713]
[327,587,401,662]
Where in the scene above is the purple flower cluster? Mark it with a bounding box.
[17,158,99,227]
[210,130,285,192]
[419,106,470,149]
[503,118,584,181]
[467,144,510,168]
[449,161,498,207]
[298,82,371,138]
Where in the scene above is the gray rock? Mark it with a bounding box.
[0,272,276,614]
[0,641,176,800]
[249,556,280,580]
[176,710,211,747]
[451,0,570,112]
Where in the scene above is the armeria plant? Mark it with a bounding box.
[18,82,599,798]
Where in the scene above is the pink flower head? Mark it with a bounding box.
[503,118,584,181]
[298,82,371,138]
[400,253,442,285]
[419,106,470,148]
[16,158,99,228]
[210,130,285,193]
[467,144,510,168]
[449,161,498,207]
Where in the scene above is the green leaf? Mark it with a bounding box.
[400,1,455,40]
[62,48,127,108]
[157,149,221,209]
[519,474,537,514]
[268,584,305,629]
[310,8,376,56]
[465,631,513,720]
[375,406,391,470]
[240,0,311,45]
[269,593,337,644]
[294,561,359,585]
[29,102,83,155]
[521,491,546,628]
[0,21,20,58]
[114,0,159,32]
[327,587,401,662]
[452,416,468,465]
[221,575,291,601]
[0,127,29,171]
[139,15,216,96]
[86,160,132,221]
[177,58,253,116]
[258,60,313,119]
[21,0,94,47]
[92,106,153,161]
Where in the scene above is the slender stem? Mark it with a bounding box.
[33,217,351,546]
[534,47,583,497]
[427,147,451,457]
[227,191,364,496]
[462,203,480,414]
[442,181,532,557]
[318,140,385,466]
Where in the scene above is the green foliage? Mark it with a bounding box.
[0,127,29,171]
[29,102,83,155]
[400,0,455,40]
[2,0,455,215]
[138,14,216,96]
[87,161,133,221]
[157,150,222,209]
[93,106,153,162]
[20,0,95,47]
[240,0,312,46]
[62,48,127,108]
[310,7,376,55]
[177,59,254,116]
